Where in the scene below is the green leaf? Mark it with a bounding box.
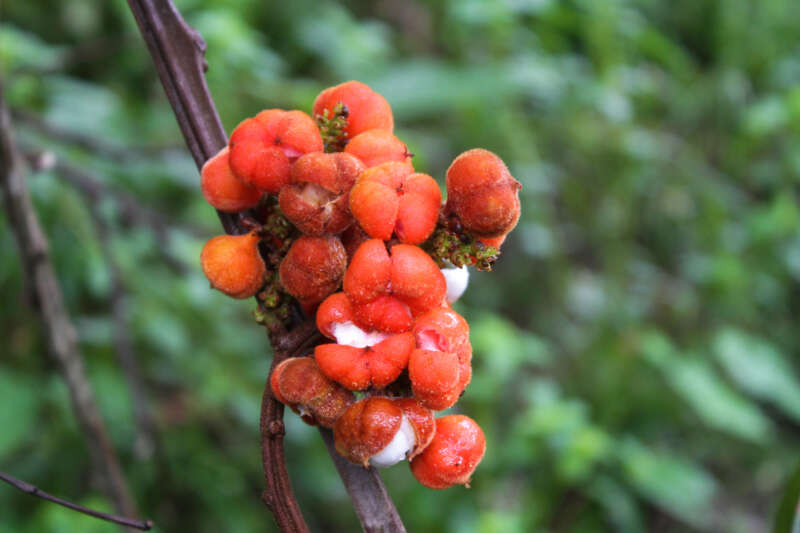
[713,328,800,422]
[618,439,716,528]
[0,370,38,456]
[642,331,773,442]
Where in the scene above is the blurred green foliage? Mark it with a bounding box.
[2,0,800,531]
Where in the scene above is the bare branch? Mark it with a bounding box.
[319,429,408,533]
[124,2,407,531]
[0,472,154,531]
[0,83,140,527]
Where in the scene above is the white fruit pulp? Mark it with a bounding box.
[369,415,416,468]
[331,321,391,348]
[442,265,469,303]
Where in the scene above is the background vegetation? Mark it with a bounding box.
[2,0,800,531]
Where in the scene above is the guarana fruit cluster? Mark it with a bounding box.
[198,81,521,489]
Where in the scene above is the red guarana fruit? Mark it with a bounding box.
[279,236,347,307]
[408,349,460,410]
[333,397,436,468]
[388,244,448,315]
[314,332,414,391]
[313,81,394,138]
[408,307,472,410]
[410,415,486,489]
[201,147,262,212]
[228,109,323,193]
[343,239,447,320]
[270,357,354,428]
[314,291,415,390]
[479,235,506,249]
[278,152,365,235]
[446,148,521,238]
[344,129,413,169]
[349,162,441,244]
[333,397,402,467]
[200,231,266,299]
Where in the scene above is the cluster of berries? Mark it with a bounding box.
[198,81,520,489]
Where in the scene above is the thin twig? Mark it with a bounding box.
[124,2,407,531]
[0,472,153,531]
[0,83,141,527]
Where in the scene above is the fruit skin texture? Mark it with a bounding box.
[201,147,262,212]
[349,162,441,244]
[200,231,266,299]
[279,236,347,306]
[344,129,413,169]
[479,235,506,249]
[334,397,403,466]
[278,152,365,236]
[228,109,323,193]
[410,415,486,489]
[270,357,354,428]
[313,81,394,138]
[314,332,414,391]
[409,307,473,410]
[343,239,447,319]
[446,148,521,238]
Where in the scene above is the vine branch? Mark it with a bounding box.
[125,1,406,531]
[0,83,141,529]
[0,472,153,531]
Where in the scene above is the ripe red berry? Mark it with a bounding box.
[279,235,347,306]
[278,151,364,235]
[200,231,266,299]
[410,415,486,489]
[201,147,262,212]
[479,235,506,249]
[409,308,472,410]
[333,397,403,467]
[344,129,413,169]
[270,357,354,428]
[388,244,448,315]
[314,332,414,390]
[229,109,323,193]
[313,81,394,138]
[315,291,414,389]
[446,148,521,238]
[349,162,441,244]
[342,240,447,318]
[408,348,460,410]
[333,396,434,468]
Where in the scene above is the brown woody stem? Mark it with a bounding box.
[0,472,153,531]
[125,1,406,531]
[0,85,142,531]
